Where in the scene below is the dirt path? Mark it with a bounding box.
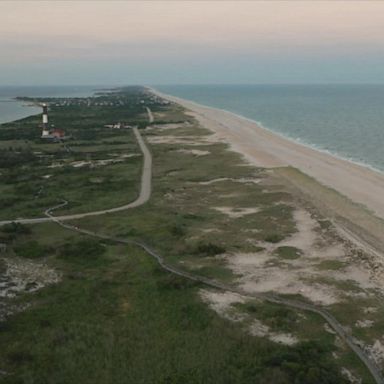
[146,107,154,123]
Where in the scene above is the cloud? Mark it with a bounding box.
[1,1,384,84]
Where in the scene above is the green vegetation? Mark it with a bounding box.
[264,233,285,243]
[0,87,374,383]
[58,239,106,265]
[316,260,346,270]
[14,240,51,259]
[0,223,31,242]
[274,246,302,260]
[194,242,226,257]
[0,88,161,220]
[0,226,348,384]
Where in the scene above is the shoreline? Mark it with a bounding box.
[150,87,384,223]
[0,99,40,125]
[225,110,384,177]
[150,86,384,176]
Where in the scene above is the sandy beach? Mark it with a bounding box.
[152,88,384,252]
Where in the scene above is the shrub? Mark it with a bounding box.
[2,222,31,235]
[58,239,106,262]
[194,242,225,256]
[264,233,284,243]
[14,241,51,259]
[156,274,197,290]
[274,246,302,260]
[170,223,186,237]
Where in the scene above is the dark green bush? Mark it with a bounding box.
[2,222,31,235]
[58,239,106,262]
[264,233,284,243]
[14,241,51,259]
[194,242,225,256]
[156,274,198,291]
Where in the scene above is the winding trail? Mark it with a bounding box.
[3,106,383,382]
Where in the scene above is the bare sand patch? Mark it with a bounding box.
[250,319,298,345]
[214,206,260,218]
[147,135,211,146]
[269,333,298,346]
[199,289,245,321]
[282,209,319,252]
[364,307,378,314]
[47,154,139,170]
[198,177,261,186]
[146,123,185,131]
[47,163,63,168]
[70,157,136,168]
[0,258,59,299]
[201,228,222,233]
[341,368,361,384]
[176,149,210,156]
[198,178,230,185]
[355,319,374,328]
[249,320,299,345]
[249,319,269,337]
[221,207,381,305]
[200,289,298,345]
[368,339,384,365]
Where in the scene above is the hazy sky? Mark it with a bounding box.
[1,0,384,85]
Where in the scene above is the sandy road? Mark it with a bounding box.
[145,107,154,123]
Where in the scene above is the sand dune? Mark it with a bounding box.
[152,89,384,218]
[151,88,384,254]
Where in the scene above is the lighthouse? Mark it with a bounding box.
[41,103,50,137]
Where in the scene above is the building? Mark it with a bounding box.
[41,103,50,137]
[50,129,66,139]
[40,104,67,141]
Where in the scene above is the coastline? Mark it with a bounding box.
[153,85,384,176]
[0,99,40,125]
[0,85,98,125]
[150,87,384,257]
[151,87,384,220]
[151,87,384,174]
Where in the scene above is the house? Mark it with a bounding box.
[51,129,66,139]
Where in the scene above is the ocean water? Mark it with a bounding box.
[156,84,384,172]
[0,85,97,124]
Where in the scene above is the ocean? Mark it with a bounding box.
[156,84,384,172]
[0,85,97,124]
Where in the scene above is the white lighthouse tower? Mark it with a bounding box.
[41,103,50,137]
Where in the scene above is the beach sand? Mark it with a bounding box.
[152,88,384,253]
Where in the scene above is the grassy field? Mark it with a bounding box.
[0,87,375,383]
[0,223,349,384]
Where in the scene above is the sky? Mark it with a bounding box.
[1,0,384,85]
